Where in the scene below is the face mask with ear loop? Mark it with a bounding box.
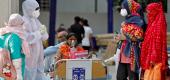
[32,9,40,18]
[70,40,76,48]
[120,8,128,17]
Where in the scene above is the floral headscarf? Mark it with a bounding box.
[121,0,146,30]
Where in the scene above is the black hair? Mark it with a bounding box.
[147,0,160,4]
[66,33,79,46]
[56,27,66,33]
[79,17,84,25]
[74,16,81,23]
[116,0,124,12]
[83,19,89,26]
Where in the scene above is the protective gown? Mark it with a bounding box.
[22,0,49,80]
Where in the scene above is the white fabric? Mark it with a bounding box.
[12,59,23,80]
[104,56,115,62]
[22,0,49,80]
[8,14,24,26]
[104,49,120,63]
[104,49,120,80]
[22,0,39,18]
[32,10,40,18]
[113,49,120,62]
[120,9,128,17]
[82,26,93,46]
[29,31,42,44]
[0,14,30,57]
[104,48,120,72]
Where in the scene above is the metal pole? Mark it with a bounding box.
[48,0,57,46]
[107,0,113,33]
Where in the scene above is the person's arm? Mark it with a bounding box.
[104,49,120,62]
[8,34,23,80]
[121,24,143,42]
[55,45,65,61]
[23,22,48,44]
[55,51,62,62]
[12,59,22,80]
[44,45,58,57]
[40,25,49,41]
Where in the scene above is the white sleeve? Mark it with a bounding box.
[40,25,49,41]
[104,56,115,62]
[23,18,48,44]
[41,32,49,41]
[89,28,93,34]
[104,49,120,62]
[26,30,48,44]
[23,20,42,44]
[114,49,120,62]
[12,59,23,80]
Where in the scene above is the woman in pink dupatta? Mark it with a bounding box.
[0,13,30,80]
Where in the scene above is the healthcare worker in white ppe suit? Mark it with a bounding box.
[22,0,49,80]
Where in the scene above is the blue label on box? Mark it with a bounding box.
[72,68,85,80]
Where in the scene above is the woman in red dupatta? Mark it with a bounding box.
[140,2,168,80]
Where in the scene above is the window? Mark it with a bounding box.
[37,0,50,11]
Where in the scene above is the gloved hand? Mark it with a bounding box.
[12,59,23,80]
[104,56,115,63]
[104,49,120,63]
[40,25,47,34]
